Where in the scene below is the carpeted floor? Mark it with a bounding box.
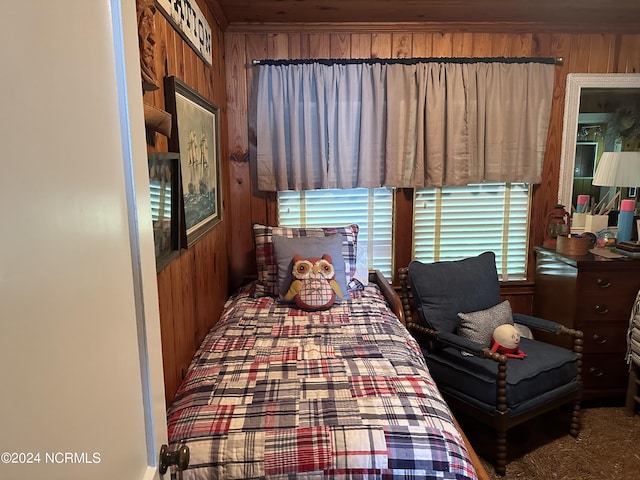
[457,406,640,480]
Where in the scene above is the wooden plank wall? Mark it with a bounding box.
[142,0,230,405]
[225,29,640,316]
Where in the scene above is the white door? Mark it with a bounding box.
[0,1,169,480]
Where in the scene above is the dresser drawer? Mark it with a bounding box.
[581,354,628,390]
[577,270,640,298]
[579,323,628,354]
[577,296,636,323]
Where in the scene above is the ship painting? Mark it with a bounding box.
[182,125,216,232]
[173,85,220,242]
[186,129,210,196]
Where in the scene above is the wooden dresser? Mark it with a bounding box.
[533,247,640,400]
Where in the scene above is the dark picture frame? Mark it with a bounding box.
[164,76,222,247]
[148,152,181,272]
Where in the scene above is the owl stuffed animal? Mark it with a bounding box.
[284,254,344,311]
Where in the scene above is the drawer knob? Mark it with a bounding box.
[595,277,611,288]
[589,367,604,377]
[594,304,609,314]
[592,334,607,344]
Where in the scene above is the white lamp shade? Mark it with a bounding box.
[592,151,640,187]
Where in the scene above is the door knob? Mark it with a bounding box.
[159,443,189,475]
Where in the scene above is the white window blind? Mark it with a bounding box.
[278,188,394,278]
[413,183,531,281]
[149,179,172,222]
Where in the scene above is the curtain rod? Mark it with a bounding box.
[251,56,563,66]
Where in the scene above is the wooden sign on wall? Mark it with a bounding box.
[156,0,212,66]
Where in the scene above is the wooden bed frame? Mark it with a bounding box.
[368,270,491,480]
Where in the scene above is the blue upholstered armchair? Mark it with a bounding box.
[398,252,583,476]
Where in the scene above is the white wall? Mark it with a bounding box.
[0,1,166,479]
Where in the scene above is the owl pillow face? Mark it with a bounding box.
[272,234,348,303]
[284,254,343,311]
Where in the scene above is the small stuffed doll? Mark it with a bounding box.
[490,324,527,359]
[284,254,344,311]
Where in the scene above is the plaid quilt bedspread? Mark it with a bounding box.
[167,283,478,480]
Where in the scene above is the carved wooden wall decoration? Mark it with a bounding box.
[136,0,159,92]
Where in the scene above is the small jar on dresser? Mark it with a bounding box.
[533,246,640,400]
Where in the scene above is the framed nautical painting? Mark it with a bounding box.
[164,76,222,247]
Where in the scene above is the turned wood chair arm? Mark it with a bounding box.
[407,322,509,365]
[513,313,582,338]
[513,313,584,358]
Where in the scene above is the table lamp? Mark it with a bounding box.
[593,151,640,242]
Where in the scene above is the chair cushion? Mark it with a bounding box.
[457,300,514,347]
[408,252,501,333]
[423,337,579,414]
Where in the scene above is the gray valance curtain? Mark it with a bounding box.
[256,59,555,191]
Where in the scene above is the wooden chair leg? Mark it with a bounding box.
[625,366,639,416]
[495,430,507,476]
[570,398,581,437]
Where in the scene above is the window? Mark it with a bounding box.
[149,179,172,222]
[278,188,394,278]
[278,183,531,282]
[413,183,531,281]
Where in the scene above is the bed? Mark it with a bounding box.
[166,224,487,479]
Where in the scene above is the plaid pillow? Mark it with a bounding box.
[252,223,358,297]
